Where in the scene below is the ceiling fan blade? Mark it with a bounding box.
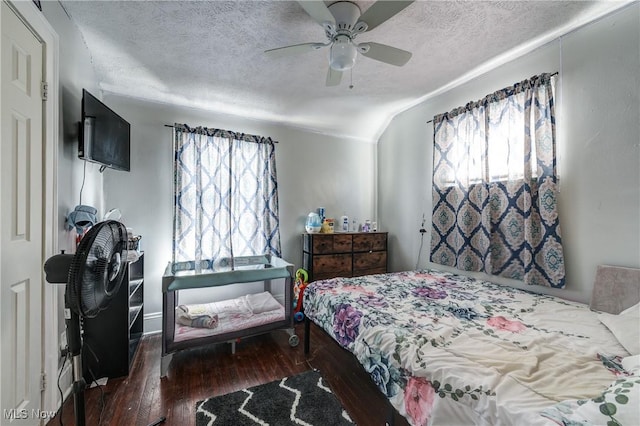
[326,67,343,86]
[265,42,327,58]
[358,1,414,32]
[297,0,336,28]
[359,42,412,66]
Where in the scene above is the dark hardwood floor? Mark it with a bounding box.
[47,322,409,426]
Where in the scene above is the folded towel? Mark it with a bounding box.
[176,314,218,329]
[176,303,212,319]
[176,304,219,329]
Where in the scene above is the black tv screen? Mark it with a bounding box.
[79,89,130,172]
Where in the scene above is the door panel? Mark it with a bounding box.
[1,2,44,422]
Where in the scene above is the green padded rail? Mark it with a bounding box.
[162,255,294,292]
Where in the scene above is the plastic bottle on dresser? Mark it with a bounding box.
[341,214,349,232]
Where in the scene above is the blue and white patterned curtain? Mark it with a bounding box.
[172,124,281,271]
[430,74,565,288]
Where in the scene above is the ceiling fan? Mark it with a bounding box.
[265,0,415,86]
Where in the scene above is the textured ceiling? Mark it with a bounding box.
[60,0,626,142]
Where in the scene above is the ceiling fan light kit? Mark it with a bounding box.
[330,35,357,71]
[266,0,415,86]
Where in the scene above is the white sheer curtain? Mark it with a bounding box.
[172,124,281,272]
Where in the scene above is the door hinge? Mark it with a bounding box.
[40,372,47,392]
[41,81,48,101]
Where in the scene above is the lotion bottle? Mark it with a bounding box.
[341,214,349,232]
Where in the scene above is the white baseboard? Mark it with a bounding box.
[143,311,163,335]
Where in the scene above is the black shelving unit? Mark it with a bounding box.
[83,252,144,382]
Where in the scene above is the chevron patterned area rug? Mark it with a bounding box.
[195,370,354,425]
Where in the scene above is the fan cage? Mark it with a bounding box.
[66,220,128,318]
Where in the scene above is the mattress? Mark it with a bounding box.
[174,291,285,343]
[303,269,635,426]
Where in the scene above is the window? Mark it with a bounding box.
[430,74,565,288]
[172,124,281,271]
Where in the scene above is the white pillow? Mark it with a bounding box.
[246,291,282,314]
[598,302,640,355]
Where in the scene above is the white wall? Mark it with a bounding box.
[41,1,103,250]
[377,4,640,304]
[40,1,103,366]
[101,95,376,333]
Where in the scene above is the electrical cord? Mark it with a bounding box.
[56,333,107,426]
[57,352,68,426]
[87,365,106,425]
[416,231,425,270]
[83,341,106,424]
[79,159,87,205]
[83,341,163,426]
[416,214,427,270]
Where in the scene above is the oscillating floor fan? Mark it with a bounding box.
[44,220,128,426]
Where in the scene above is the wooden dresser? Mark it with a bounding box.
[302,232,388,281]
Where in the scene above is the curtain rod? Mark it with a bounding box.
[164,124,278,143]
[425,72,559,124]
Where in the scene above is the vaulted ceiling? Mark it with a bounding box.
[60,1,627,142]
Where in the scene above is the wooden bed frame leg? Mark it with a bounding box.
[304,316,310,355]
[386,405,395,426]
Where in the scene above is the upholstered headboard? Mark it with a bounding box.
[590,265,640,314]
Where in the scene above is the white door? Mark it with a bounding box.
[1,1,44,424]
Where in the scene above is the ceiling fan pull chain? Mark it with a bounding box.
[349,68,354,90]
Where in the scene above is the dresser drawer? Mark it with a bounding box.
[352,233,387,252]
[311,234,352,254]
[313,254,352,275]
[353,251,387,272]
[302,232,387,282]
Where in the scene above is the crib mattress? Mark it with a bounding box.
[173,292,285,343]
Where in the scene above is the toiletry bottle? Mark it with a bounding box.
[341,214,349,232]
[318,207,325,222]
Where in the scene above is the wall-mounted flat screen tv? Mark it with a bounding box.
[79,89,130,172]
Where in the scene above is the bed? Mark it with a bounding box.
[161,254,297,377]
[303,265,640,425]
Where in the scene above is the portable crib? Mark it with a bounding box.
[160,254,297,377]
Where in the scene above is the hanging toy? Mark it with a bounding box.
[293,268,309,322]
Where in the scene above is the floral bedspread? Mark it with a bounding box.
[303,270,630,425]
